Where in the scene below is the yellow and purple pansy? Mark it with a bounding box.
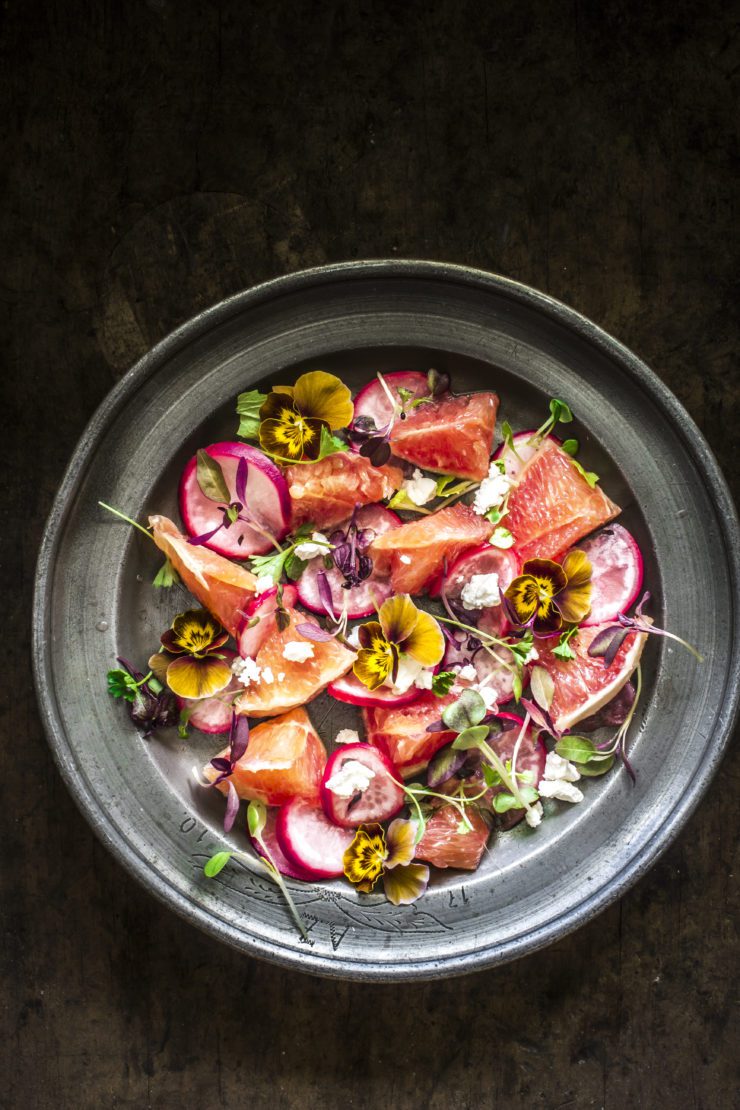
[343,818,430,904]
[259,370,354,462]
[353,594,445,691]
[504,549,592,635]
[149,608,233,699]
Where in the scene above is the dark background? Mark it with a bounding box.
[3,2,738,1107]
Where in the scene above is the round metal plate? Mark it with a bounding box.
[33,261,740,981]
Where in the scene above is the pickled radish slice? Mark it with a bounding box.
[320,744,404,828]
[276,799,355,879]
[574,524,644,626]
[492,431,561,481]
[351,370,431,442]
[327,671,422,708]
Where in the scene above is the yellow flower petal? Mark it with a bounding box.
[562,549,592,588]
[292,371,354,430]
[343,824,388,889]
[384,818,418,869]
[259,414,319,461]
[402,609,445,666]
[353,643,396,690]
[165,656,233,699]
[378,594,419,644]
[148,652,171,685]
[557,549,592,623]
[383,863,430,906]
[505,575,539,623]
[171,608,225,654]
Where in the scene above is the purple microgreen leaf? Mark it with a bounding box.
[223,780,240,833]
[587,624,624,658]
[519,697,560,738]
[229,713,250,764]
[425,718,448,733]
[356,528,375,549]
[426,745,470,789]
[235,456,249,507]
[295,621,337,642]
[316,571,338,620]
[188,523,224,546]
[579,682,635,732]
[357,554,373,581]
[604,628,631,667]
[359,437,392,467]
[210,756,233,774]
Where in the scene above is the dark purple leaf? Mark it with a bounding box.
[331,542,352,575]
[587,624,623,658]
[425,718,448,733]
[427,745,470,788]
[229,713,250,764]
[275,607,291,632]
[188,524,224,546]
[223,781,240,832]
[350,415,378,442]
[235,456,249,507]
[359,437,392,467]
[316,571,337,620]
[210,756,233,774]
[295,621,337,642]
[519,697,560,737]
[357,554,373,582]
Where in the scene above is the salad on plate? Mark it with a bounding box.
[103,367,700,936]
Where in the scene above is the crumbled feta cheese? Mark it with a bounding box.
[390,655,423,694]
[414,669,434,690]
[529,648,539,661]
[254,575,276,595]
[399,554,412,565]
[345,625,361,649]
[293,532,331,561]
[231,655,262,687]
[277,672,286,682]
[456,664,477,682]
[543,751,581,783]
[261,666,275,685]
[525,801,544,828]
[401,468,437,507]
[460,573,501,610]
[473,464,513,516]
[325,759,375,797]
[477,685,499,711]
[537,779,584,804]
[282,641,315,663]
[334,728,360,745]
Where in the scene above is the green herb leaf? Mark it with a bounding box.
[482,764,501,788]
[569,457,599,488]
[431,671,456,696]
[196,449,231,503]
[387,489,420,512]
[441,688,487,731]
[177,706,191,740]
[107,669,138,702]
[236,389,268,440]
[204,851,233,878]
[554,735,598,764]
[249,548,289,583]
[553,626,578,660]
[317,425,349,461]
[561,438,579,456]
[451,724,491,751]
[153,556,181,589]
[530,665,555,711]
[492,792,519,813]
[247,800,267,839]
[579,753,616,777]
[489,526,515,549]
[549,398,573,424]
[397,387,414,406]
[484,504,508,525]
[284,552,308,581]
[512,671,523,702]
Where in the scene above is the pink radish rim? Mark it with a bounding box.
[275,800,352,880]
[319,743,404,827]
[579,525,645,627]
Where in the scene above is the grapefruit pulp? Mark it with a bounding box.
[389,391,498,481]
[370,503,493,595]
[363,690,458,778]
[415,804,491,871]
[285,452,403,530]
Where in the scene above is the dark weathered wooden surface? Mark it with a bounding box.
[3,2,738,1107]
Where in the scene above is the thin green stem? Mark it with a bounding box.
[98,502,154,541]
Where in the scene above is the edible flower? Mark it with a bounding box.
[343,819,430,904]
[259,371,354,462]
[353,594,445,691]
[149,608,233,699]
[504,550,592,635]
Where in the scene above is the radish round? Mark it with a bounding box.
[575,524,644,626]
[488,712,547,830]
[177,648,238,733]
[350,371,431,446]
[442,632,516,707]
[250,808,314,881]
[276,799,355,879]
[435,543,519,638]
[179,441,290,558]
[492,431,562,481]
[320,744,404,828]
[327,671,422,709]
[237,584,298,658]
[295,505,401,619]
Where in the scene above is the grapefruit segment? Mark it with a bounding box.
[234,607,354,717]
[370,503,493,595]
[506,439,620,563]
[363,691,458,778]
[389,392,498,481]
[149,514,256,637]
[534,622,647,733]
[415,804,490,870]
[205,707,327,806]
[351,371,433,442]
[285,452,404,530]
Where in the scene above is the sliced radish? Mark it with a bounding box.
[276,799,355,879]
[432,542,519,639]
[327,670,423,709]
[488,712,547,830]
[492,431,561,482]
[237,584,298,658]
[442,631,516,707]
[179,441,290,559]
[296,505,401,619]
[350,370,432,446]
[250,808,314,881]
[178,648,238,733]
[320,744,404,828]
[574,524,644,626]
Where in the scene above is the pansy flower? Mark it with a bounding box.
[353,594,445,691]
[149,608,233,699]
[343,819,430,904]
[259,370,354,462]
[504,550,592,635]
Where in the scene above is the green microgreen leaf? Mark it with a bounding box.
[196,449,231,503]
[512,671,523,703]
[431,671,456,696]
[317,425,349,460]
[569,456,600,488]
[225,504,240,524]
[579,753,616,777]
[204,851,233,877]
[284,552,308,581]
[247,800,267,839]
[492,791,519,814]
[489,526,515,549]
[549,398,573,424]
[451,724,491,751]
[530,665,555,711]
[484,504,509,525]
[482,764,501,788]
[107,669,139,702]
[236,389,268,440]
[553,626,578,660]
[177,706,191,739]
[554,735,598,763]
[561,438,579,456]
[153,556,181,589]
[442,688,487,731]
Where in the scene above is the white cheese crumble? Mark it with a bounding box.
[460,573,501,610]
[413,668,434,690]
[334,728,361,745]
[472,464,513,516]
[277,671,286,682]
[542,751,581,783]
[325,759,375,797]
[399,554,412,564]
[231,655,262,687]
[525,801,544,828]
[389,655,423,694]
[254,575,276,596]
[537,779,585,804]
[282,641,315,663]
[345,625,361,649]
[293,532,331,560]
[261,666,275,685]
[401,468,437,506]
